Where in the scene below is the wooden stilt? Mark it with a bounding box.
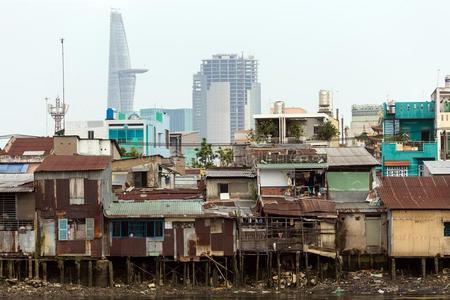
[421,257,426,279]
[58,259,64,284]
[305,252,309,284]
[162,257,166,286]
[42,261,47,282]
[256,252,260,282]
[76,260,81,285]
[88,261,93,287]
[155,257,160,286]
[347,255,351,272]
[172,268,177,285]
[212,265,218,287]
[240,254,244,286]
[391,258,396,280]
[28,257,33,279]
[435,257,439,275]
[277,252,281,289]
[192,260,196,286]
[34,257,39,280]
[183,262,187,286]
[233,255,239,287]
[370,254,374,269]
[357,254,361,270]
[205,260,209,286]
[0,259,3,278]
[7,260,13,279]
[126,257,132,284]
[108,260,114,287]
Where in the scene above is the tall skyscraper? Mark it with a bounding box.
[107,10,147,114]
[192,54,260,141]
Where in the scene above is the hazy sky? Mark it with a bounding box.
[2,0,450,136]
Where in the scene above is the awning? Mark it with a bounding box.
[384,161,410,167]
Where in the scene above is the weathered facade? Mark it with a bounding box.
[34,155,113,257]
[205,168,256,201]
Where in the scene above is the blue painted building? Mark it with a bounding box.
[140,108,193,132]
[381,101,437,176]
[65,110,171,158]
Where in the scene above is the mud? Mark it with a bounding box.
[2,269,450,298]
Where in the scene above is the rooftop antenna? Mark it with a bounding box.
[48,38,69,135]
[437,68,441,87]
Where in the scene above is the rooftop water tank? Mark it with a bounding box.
[319,90,332,108]
[273,101,285,114]
[445,75,450,88]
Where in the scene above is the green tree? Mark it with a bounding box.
[119,146,140,158]
[256,119,278,142]
[192,138,216,168]
[216,147,234,167]
[316,121,339,141]
[289,123,304,143]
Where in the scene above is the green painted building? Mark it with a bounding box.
[382,101,437,176]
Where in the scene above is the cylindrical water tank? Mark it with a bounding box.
[273,101,285,114]
[319,90,332,107]
[445,75,450,88]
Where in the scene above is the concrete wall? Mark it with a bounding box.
[259,169,290,187]
[390,210,450,257]
[337,212,387,255]
[206,178,256,200]
[206,82,230,144]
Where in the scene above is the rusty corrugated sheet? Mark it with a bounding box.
[176,227,184,257]
[162,229,174,256]
[84,179,98,205]
[117,188,202,201]
[57,240,86,255]
[35,155,110,172]
[261,197,336,217]
[56,179,70,209]
[5,137,53,156]
[43,179,55,210]
[109,238,147,257]
[379,176,450,209]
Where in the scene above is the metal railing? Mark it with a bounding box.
[0,219,34,231]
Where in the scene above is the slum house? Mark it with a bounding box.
[378,176,450,279]
[104,190,237,286]
[175,168,202,189]
[321,147,387,268]
[0,136,54,278]
[237,196,337,286]
[0,158,38,256]
[34,155,113,285]
[111,156,180,191]
[250,147,328,198]
[205,168,257,201]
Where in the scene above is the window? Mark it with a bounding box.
[59,218,94,241]
[153,127,157,148]
[219,183,229,194]
[165,130,170,149]
[112,220,164,239]
[70,178,84,205]
[0,193,16,220]
[444,222,450,237]
[386,166,408,177]
[88,130,94,139]
[134,172,148,188]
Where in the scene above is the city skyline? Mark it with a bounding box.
[107,10,147,114]
[2,0,450,136]
[193,54,260,142]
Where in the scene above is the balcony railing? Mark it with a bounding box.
[0,219,34,231]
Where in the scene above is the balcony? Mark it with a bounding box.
[384,101,435,119]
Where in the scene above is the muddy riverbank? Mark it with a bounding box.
[2,269,450,298]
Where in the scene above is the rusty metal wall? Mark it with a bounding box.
[162,228,174,256]
[110,238,147,257]
[57,240,86,255]
[84,179,98,205]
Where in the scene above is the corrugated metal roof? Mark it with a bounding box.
[321,147,379,167]
[105,199,204,218]
[384,161,410,167]
[6,137,53,156]
[256,163,328,170]
[203,200,256,218]
[0,164,28,174]
[36,155,110,172]
[205,168,255,178]
[0,173,34,192]
[423,160,450,175]
[378,176,450,209]
[260,197,336,217]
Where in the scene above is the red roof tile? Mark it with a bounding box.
[6,137,54,156]
[378,176,450,210]
[35,155,111,172]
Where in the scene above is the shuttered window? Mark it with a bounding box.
[70,178,84,205]
[58,218,68,241]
